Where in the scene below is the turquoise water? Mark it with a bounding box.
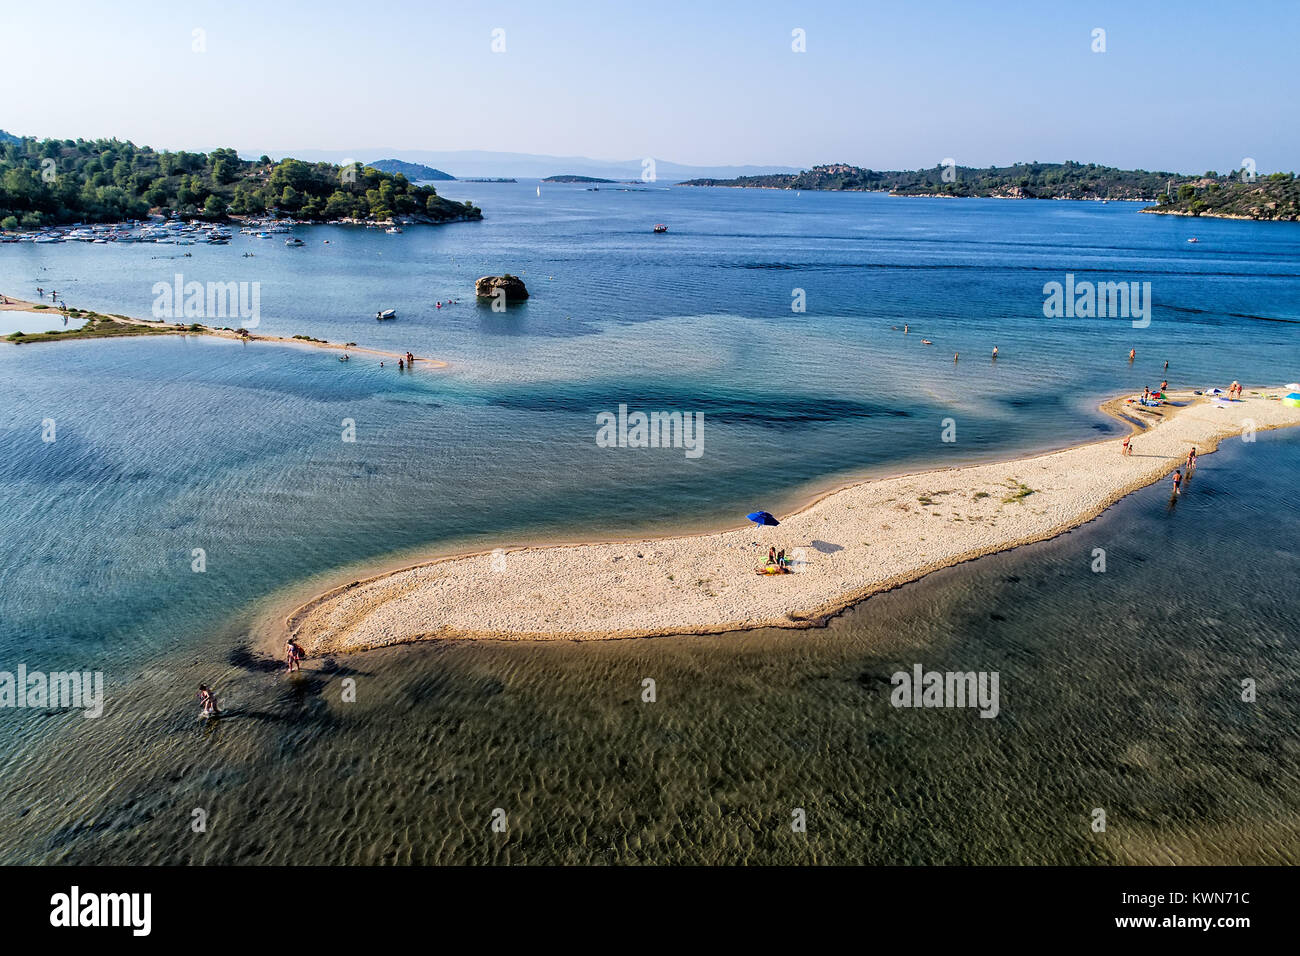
[3,431,1297,865]
[0,187,1297,863]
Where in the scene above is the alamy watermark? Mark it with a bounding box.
[890,664,999,718]
[0,665,104,718]
[152,274,261,328]
[50,886,150,936]
[1043,274,1151,328]
[596,404,704,459]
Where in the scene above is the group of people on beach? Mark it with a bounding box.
[757,547,795,574]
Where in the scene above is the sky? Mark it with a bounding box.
[1,0,1297,174]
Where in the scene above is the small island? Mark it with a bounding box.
[679,161,1181,200]
[474,274,529,302]
[541,175,616,184]
[678,160,1300,220]
[365,159,455,181]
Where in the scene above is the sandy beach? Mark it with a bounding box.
[0,293,448,368]
[287,387,1300,653]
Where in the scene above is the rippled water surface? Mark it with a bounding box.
[1,188,1297,863]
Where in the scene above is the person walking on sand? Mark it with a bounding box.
[286,638,304,673]
[1172,470,1182,495]
[1122,435,1132,456]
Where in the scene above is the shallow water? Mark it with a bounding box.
[0,189,1297,863]
[2,431,1296,865]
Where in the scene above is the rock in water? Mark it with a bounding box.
[475,274,529,301]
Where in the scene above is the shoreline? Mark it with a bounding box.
[283,387,1300,655]
[0,293,450,369]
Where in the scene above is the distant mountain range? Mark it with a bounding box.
[365,159,454,181]
[0,129,21,144]
[258,148,801,182]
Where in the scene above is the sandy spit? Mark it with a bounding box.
[0,293,448,369]
[286,388,1300,653]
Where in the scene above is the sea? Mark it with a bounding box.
[0,182,1297,863]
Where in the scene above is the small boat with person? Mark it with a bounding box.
[653,223,668,233]
[376,309,397,321]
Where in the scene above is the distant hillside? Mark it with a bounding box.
[0,130,20,145]
[1144,173,1299,221]
[366,158,454,181]
[680,162,1185,200]
[542,174,615,183]
[0,135,482,229]
[264,147,800,181]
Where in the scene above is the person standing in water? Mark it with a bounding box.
[198,683,219,718]
[1187,447,1197,471]
[285,638,304,673]
[1129,349,1136,362]
[991,346,998,359]
[1172,470,1182,495]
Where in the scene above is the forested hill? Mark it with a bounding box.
[365,159,455,181]
[0,136,482,229]
[1144,174,1299,221]
[680,161,1188,200]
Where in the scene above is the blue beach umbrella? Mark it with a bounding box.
[747,511,779,527]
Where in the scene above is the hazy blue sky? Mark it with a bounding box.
[2,0,1296,172]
